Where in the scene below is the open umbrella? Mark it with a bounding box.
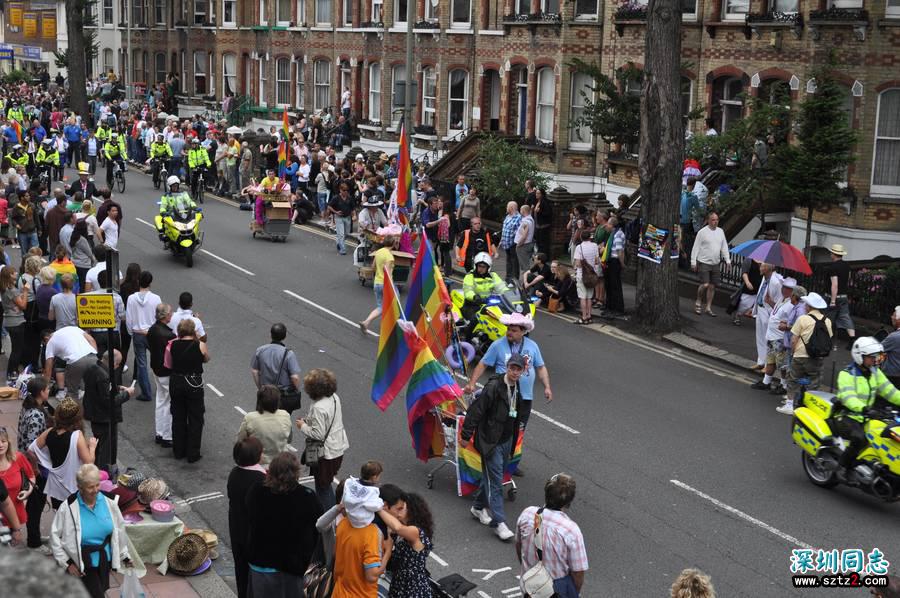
[730,240,812,275]
[226,125,244,135]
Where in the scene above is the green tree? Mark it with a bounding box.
[474,135,549,216]
[61,0,96,118]
[771,69,857,257]
[569,59,642,152]
[55,0,98,76]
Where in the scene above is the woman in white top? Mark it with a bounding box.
[236,385,293,466]
[573,229,600,324]
[78,199,102,244]
[295,368,349,510]
[99,205,120,250]
[297,154,311,194]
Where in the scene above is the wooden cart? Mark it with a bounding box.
[250,199,292,242]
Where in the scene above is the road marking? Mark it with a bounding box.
[283,289,379,337]
[501,589,523,596]
[429,552,448,567]
[176,491,225,506]
[287,444,298,452]
[183,495,223,505]
[670,479,813,549]
[234,406,247,415]
[473,567,511,581]
[206,383,224,397]
[201,249,256,276]
[477,592,492,598]
[134,217,155,228]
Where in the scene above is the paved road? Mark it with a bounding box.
[93,168,892,597]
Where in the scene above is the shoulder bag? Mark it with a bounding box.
[303,397,337,468]
[275,346,302,413]
[578,246,599,289]
[521,507,555,598]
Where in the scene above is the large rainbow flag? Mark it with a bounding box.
[396,121,412,208]
[406,335,461,462]
[455,415,523,496]
[404,238,452,359]
[282,109,290,141]
[277,141,287,178]
[11,120,23,144]
[371,271,418,411]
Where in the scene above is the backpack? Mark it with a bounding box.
[801,314,832,359]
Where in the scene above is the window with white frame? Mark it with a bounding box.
[277,0,292,23]
[223,0,236,24]
[451,0,470,26]
[573,0,597,17]
[316,0,332,24]
[155,52,167,84]
[86,0,97,23]
[569,71,592,148]
[448,69,469,131]
[830,0,863,7]
[368,64,382,121]
[515,0,529,14]
[131,0,143,24]
[276,58,291,105]
[395,0,408,23]
[392,65,407,127]
[296,61,305,107]
[181,50,186,87]
[259,0,266,23]
[872,88,900,197]
[424,0,436,20]
[223,53,237,96]
[422,67,436,127]
[541,0,559,14]
[258,57,268,106]
[343,0,353,25]
[314,60,331,111]
[103,0,114,25]
[711,76,744,132]
[194,51,208,95]
[888,0,900,14]
[723,0,749,19]
[771,0,797,12]
[102,48,113,73]
[681,76,692,123]
[682,0,697,19]
[296,0,307,23]
[535,68,555,143]
[194,0,207,24]
[373,0,384,21]
[154,0,165,24]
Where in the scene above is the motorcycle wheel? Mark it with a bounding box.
[801,451,838,488]
[184,245,194,268]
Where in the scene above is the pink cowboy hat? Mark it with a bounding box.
[499,313,535,332]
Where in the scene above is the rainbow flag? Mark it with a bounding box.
[282,109,290,142]
[371,271,418,411]
[406,335,461,461]
[11,120,22,144]
[277,141,287,178]
[404,238,452,359]
[455,415,523,496]
[396,121,412,208]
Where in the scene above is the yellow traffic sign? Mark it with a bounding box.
[76,294,117,329]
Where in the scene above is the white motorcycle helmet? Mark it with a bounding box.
[851,336,884,366]
[473,252,493,270]
[166,175,181,188]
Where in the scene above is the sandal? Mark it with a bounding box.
[705,309,717,317]
[574,318,588,325]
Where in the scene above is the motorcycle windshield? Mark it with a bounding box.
[173,209,195,222]
[499,284,525,313]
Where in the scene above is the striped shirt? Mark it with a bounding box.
[609,228,626,259]
[516,506,589,580]
[501,213,522,250]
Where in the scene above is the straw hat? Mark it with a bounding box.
[137,478,169,505]
[167,533,209,575]
[828,243,847,256]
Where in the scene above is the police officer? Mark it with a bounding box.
[159,175,196,215]
[5,144,29,171]
[35,138,59,181]
[186,138,211,201]
[103,131,128,188]
[460,252,506,338]
[147,133,173,184]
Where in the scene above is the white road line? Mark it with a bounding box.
[501,589,523,596]
[283,290,379,337]
[287,445,298,452]
[429,552,448,567]
[234,405,247,415]
[185,491,221,500]
[201,249,256,276]
[477,592,492,598]
[206,383,224,397]
[670,480,813,549]
[184,495,224,505]
[473,567,511,580]
[134,217,155,228]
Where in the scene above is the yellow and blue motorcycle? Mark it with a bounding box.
[154,207,204,268]
[792,390,900,501]
[449,281,538,364]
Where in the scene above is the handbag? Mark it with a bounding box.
[303,560,334,598]
[580,259,599,289]
[303,397,337,468]
[547,297,560,313]
[19,465,31,494]
[521,508,555,598]
[725,286,743,315]
[275,347,302,413]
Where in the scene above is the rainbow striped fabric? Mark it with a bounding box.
[404,238,452,360]
[371,272,418,411]
[455,416,523,497]
[11,120,22,144]
[406,335,461,461]
[396,122,412,208]
[277,141,287,178]
[282,109,290,141]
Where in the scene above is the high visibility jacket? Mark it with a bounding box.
[36,147,60,167]
[150,142,173,159]
[836,364,900,422]
[103,139,127,160]
[187,148,211,169]
[95,126,111,141]
[5,152,28,168]
[6,108,24,124]
[462,271,505,302]
[457,229,493,267]
[160,190,196,213]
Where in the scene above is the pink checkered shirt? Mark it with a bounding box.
[516,506,589,580]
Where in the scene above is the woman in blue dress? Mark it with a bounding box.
[377,492,435,598]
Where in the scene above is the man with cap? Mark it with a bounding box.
[775,285,808,414]
[461,353,527,542]
[103,131,127,188]
[67,163,101,200]
[753,277,798,395]
[784,292,833,407]
[823,243,855,348]
[357,193,387,234]
[884,306,900,389]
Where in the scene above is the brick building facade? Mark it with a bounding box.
[107,0,899,257]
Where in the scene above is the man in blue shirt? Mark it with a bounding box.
[454,174,469,212]
[464,312,552,476]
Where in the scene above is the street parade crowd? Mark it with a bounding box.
[0,74,896,598]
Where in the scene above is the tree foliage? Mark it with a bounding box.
[569,59,642,149]
[55,0,99,73]
[474,135,549,214]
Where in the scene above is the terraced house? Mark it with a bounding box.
[107,0,899,257]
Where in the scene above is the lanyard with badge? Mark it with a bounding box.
[506,381,518,419]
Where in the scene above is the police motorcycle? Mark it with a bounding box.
[154,176,204,268]
[792,339,900,501]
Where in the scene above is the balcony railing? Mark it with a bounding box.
[745,11,804,38]
[613,5,647,36]
[808,7,869,40]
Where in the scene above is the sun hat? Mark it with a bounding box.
[138,478,170,505]
[828,243,847,256]
[167,533,209,575]
[781,277,797,289]
[362,195,384,208]
[802,292,828,310]
[499,313,535,332]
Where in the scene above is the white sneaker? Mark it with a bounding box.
[470,507,492,526]
[776,400,794,415]
[55,390,66,400]
[494,522,514,542]
[29,544,53,556]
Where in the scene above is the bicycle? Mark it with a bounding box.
[151,158,168,190]
[113,160,126,193]
[191,170,205,204]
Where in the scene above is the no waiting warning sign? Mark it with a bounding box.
[76,294,116,329]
